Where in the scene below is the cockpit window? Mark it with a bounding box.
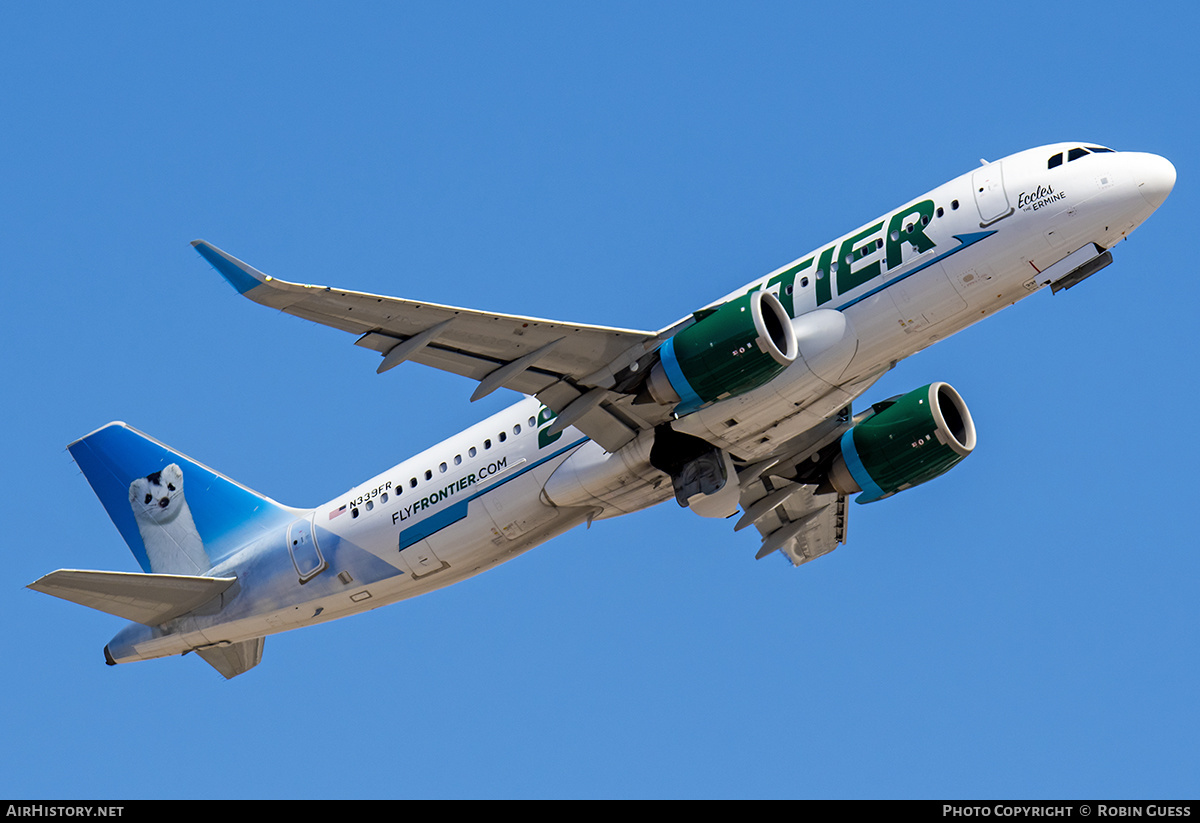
[1050,145,1116,168]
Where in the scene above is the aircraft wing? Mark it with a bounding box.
[193,241,673,451]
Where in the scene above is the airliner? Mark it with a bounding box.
[30,142,1176,678]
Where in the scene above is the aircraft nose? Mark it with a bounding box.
[1137,153,1176,210]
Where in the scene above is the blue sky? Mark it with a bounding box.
[3,2,1196,799]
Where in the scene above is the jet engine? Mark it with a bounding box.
[644,289,798,411]
[824,382,976,503]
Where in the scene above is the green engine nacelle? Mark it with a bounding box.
[646,289,798,411]
[827,382,976,504]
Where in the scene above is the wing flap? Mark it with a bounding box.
[28,569,237,625]
[735,409,855,567]
[413,346,560,395]
[745,485,848,566]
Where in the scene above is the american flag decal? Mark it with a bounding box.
[328,505,347,520]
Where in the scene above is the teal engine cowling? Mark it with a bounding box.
[826,382,976,504]
[645,289,798,411]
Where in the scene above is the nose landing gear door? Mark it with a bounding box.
[287,515,327,584]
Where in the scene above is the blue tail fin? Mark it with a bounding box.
[68,423,300,573]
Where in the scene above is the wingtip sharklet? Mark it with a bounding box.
[191,239,270,295]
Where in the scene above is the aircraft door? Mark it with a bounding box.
[972,162,1014,226]
[287,515,327,584]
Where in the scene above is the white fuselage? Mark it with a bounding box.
[106,143,1175,665]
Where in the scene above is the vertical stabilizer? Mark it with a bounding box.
[68,423,300,573]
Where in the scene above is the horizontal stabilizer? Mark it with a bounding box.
[196,637,264,679]
[28,569,236,625]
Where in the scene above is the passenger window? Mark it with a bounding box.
[409,478,417,489]
[454,455,462,466]
[1048,153,1063,169]
[469,446,477,458]
[484,439,492,450]
[439,462,447,473]
[499,431,507,443]
[513,424,521,435]
[424,469,432,481]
